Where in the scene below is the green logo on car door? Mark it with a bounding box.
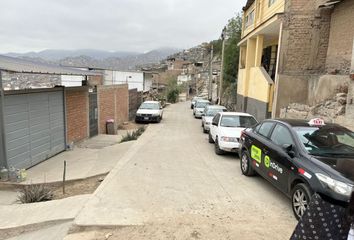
[264,155,270,168]
[251,145,262,163]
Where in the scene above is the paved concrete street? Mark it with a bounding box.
[72,102,297,240]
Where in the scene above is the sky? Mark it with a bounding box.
[0,0,244,53]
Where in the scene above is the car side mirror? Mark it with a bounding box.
[282,144,295,158]
[160,107,163,109]
[212,122,217,126]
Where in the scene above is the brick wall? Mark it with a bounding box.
[279,0,332,74]
[325,0,354,74]
[65,87,89,143]
[97,84,129,134]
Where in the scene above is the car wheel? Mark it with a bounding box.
[214,137,224,155]
[240,150,255,176]
[203,127,207,134]
[292,183,313,220]
[157,117,161,123]
[208,132,214,143]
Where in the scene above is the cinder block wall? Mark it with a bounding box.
[97,84,129,134]
[65,87,89,143]
[129,89,143,121]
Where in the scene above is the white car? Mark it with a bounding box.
[209,112,257,155]
[193,100,210,118]
[135,101,163,123]
[191,96,204,109]
[201,105,227,133]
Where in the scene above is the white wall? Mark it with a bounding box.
[61,75,85,87]
[104,70,145,91]
[144,78,152,92]
[177,74,191,85]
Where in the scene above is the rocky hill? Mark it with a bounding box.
[4,48,180,70]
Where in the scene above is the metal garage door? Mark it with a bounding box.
[3,89,66,169]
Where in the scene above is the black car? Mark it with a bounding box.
[239,118,354,219]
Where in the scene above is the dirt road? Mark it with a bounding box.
[68,102,297,240]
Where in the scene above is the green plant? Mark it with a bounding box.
[165,76,180,103]
[18,184,53,203]
[167,88,180,103]
[120,126,146,143]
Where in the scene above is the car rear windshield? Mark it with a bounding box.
[195,102,209,108]
[294,126,354,156]
[140,103,159,110]
[206,108,226,116]
[220,116,257,128]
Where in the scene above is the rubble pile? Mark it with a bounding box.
[280,93,347,122]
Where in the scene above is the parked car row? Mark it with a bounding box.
[191,97,258,155]
[190,96,354,221]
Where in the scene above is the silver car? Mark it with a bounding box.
[193,100,210,118]
[201,105,227,133]
[190,96,204,109]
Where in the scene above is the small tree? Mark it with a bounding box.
[223,13,242,89]
[166,76,180,103]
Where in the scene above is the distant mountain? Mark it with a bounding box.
[5,49,140,61]
[4,48,181,70]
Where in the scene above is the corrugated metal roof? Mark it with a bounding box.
[0,55,101,76]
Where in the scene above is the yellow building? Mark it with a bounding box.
[237,0,284,120]
[237,0,354,121]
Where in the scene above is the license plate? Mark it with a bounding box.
[144,117,149,120]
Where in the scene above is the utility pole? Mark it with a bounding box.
[219,27,226,105]
[208,44,213,101]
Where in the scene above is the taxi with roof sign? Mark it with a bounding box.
[239,118,354,219]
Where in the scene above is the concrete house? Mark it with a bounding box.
[0,56,102,169]
[237,0,354,122]
[0,56,132,169]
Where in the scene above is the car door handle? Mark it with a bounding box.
[263,148,269,154]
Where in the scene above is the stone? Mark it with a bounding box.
[336,106,346,115]
[325,101,332,107]
[337,97,347,105]
[336,93,347,98]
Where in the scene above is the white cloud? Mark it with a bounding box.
[0,0,244,53]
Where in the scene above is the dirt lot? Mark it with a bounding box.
[51,174,107,200]
[0,174,107,203]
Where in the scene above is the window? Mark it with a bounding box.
[195,101,210,108]
[254,123,262,133]
[268,0,276,7]
[257,122,275,138]
[270,124,294,146]
[245,10,255,27]
[206,108,226,117]
[140,102,159,110]
[294,126,354,156]
[212,113,221,125]
[220,116,257,128]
